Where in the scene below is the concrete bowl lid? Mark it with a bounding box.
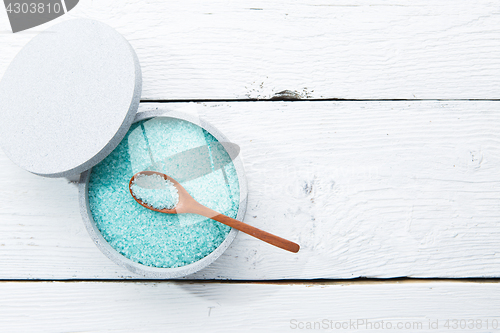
[0,19,142,177]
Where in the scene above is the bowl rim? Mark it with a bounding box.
[78,108,247,278]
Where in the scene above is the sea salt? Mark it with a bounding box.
[131,173,179,210]
[88,117,240,268]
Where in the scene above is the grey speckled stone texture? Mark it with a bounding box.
[0,19,142,177]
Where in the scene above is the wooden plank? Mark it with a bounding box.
[0,281,499,332]
[1,0,500,100]
[0,101,499,279]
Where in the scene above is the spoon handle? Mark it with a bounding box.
[196,206,300,253]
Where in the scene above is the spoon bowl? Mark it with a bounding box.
[130,171,300,253]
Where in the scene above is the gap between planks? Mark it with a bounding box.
[1,278,500,285]
[141,99,500,103]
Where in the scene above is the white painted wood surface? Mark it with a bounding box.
[1,101,499,280]
[1,0,500,99]
[1,281,499,332]
[2,1,500,331]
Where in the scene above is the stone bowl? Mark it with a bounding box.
[78,109,247,278]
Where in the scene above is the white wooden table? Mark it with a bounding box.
[1,1,500,331]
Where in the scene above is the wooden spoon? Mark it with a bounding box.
[129,171,300,253]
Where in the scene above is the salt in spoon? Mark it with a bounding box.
[129,171,300,253]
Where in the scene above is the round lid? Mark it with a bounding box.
[0,19,142,177]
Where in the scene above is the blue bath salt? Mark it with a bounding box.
[88,117,240,268]
[130,174,179,210]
